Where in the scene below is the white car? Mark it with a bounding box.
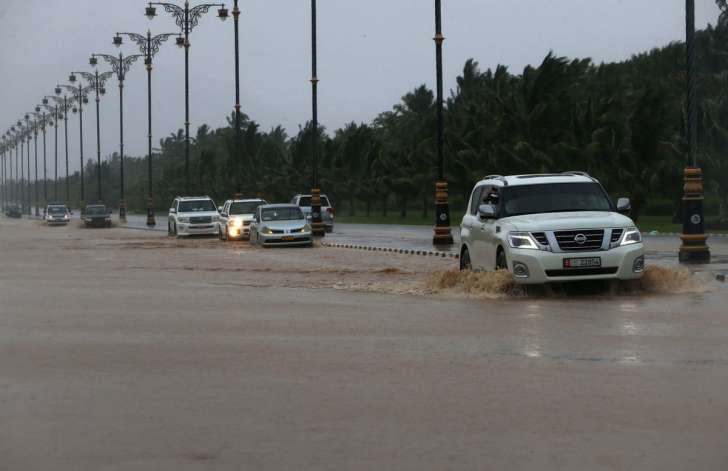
[45,204,71,225]
[459,173,644,284]
[168,196,220,237]
[249,204,313,247]
[218,198,267,241]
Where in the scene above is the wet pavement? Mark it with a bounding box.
[2,217,728,470]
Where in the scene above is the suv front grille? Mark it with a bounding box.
[555,229,604,252]
[610,229,624,244]
[190,216,212,224]
[531,232,549,246]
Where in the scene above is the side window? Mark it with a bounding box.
[469,186,484,216]
[482,186,500,207]
[174,200,179,212]
[224,202,230,214]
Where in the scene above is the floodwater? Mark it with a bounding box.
[2,217,728,470]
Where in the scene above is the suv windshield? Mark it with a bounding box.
[178,200,216,213]
[230,201,264,215]
[261,207,304,222]
[297,196,330,207]
[86,206,106,216]
[48,206,66,214]
[501,183,613,217]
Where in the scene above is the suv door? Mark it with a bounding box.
[462,185,483,265]
[478,186,501,269]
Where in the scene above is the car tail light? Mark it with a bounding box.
[326,207,334,215]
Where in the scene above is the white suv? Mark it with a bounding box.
[168,196,220,237]
[459,173,644,284]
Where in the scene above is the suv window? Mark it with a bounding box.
[297,196,330,207]
[501,182,612,217]
[469,186,483,216]
[178,200,216,213]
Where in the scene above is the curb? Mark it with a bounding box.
[643,232,728,238]
[321,242,460,260]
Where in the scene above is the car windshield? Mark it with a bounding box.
[501,183,613,217]
[48,206,66,214]
[297,196,330,207]
[261,207,304,222]
[178,200,216,213]
[86,206,106,216]
[230,201,264,215]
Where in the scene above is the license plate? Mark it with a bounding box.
[564,257,601,268]
[282,236,296,241]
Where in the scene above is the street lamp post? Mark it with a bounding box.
[25,116,32,215]
[49,92,73,208]
[59,83,92,214]
[0,137,6,212]
[35,107,49,212]
[231,0,242,196]
[42,98,60,202]
[309,0,325,238]
[31,111,40,216]
[72,70,113,204]
[679,0,710,263]
[91,53,143,221]
[113,30,178,226]
[15,121,26,214]
[145,1,228,195]
[432,0,453,246]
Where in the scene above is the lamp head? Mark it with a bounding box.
[90,56,98,67]
[176,36,185,48]
[113,34,123,47]
[218,6,229,21]
[100,87,106,96]
[55,87,62,96]
[69,73,77,83]
[146,5,157,19]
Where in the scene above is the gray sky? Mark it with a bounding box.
[0,0,722,174]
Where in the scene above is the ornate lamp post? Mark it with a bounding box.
[34,107,50,212]
[1,136,6,212]
[230,0,242,197]
[113,30,178,226]
[145,0,228,195]
[90,53,143,221]
[59,83,92,214]
[679,0,710,263]
[432,0,453,246]
[30,111,41,216]
[71,70,113,204]
[15,121,26,214]
[309,0,325,238]
[49,91,74,207]
[41,98,60,202]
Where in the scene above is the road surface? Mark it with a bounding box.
[1,217,728,470]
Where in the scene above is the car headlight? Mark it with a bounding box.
[178,217,189,223]
[262,227,273,235]
[620,227,642,246]
[232,219,243,228]
[507,232,540,250]
[212,215,220,222]
[64,214,70,220]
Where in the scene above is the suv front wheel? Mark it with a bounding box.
[460,247,472,271]
[496,248,508,271]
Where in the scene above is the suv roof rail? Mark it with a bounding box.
[562,171,597,182]
[483,175,509,186]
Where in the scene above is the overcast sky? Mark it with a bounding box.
[0,0,722,174]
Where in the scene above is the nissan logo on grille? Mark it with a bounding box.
[574,234,588,245]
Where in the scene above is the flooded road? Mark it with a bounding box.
[1,218,728,470]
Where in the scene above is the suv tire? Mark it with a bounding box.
[496,248,508,271]
[460,247,472,271]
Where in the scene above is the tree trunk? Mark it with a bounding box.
[350,195,355,216]
[365,199,371,217]
[719,189,728,224]
[382,194,388,217]
[422,196,428,219]
[400,196,408,219]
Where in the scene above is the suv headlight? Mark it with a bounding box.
[232,219,243,228]
[212,215,220,222]
[178,217,189,223]
[507,232,540,250]
[262,226,273,235]
[620,227,642,246]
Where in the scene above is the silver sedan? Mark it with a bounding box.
[249,204,313,247]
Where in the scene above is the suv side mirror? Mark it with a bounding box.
[616,197,631,214]
[217,207,223,214]
[478,204,497,220]
[169,208,176,214]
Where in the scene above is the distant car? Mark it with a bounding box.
[250,204,313,247]
[5,204,22,219]
[83,204,112,228]
[45,204,70,225]
[168,196,220,237]
[218,198,268,241]
[291,194,334,233]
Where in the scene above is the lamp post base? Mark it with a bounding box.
[119,199,127,222]
[679,167,710,264]
[310,187,326,238]
[433,180,454,246]
[146,198,156,226]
